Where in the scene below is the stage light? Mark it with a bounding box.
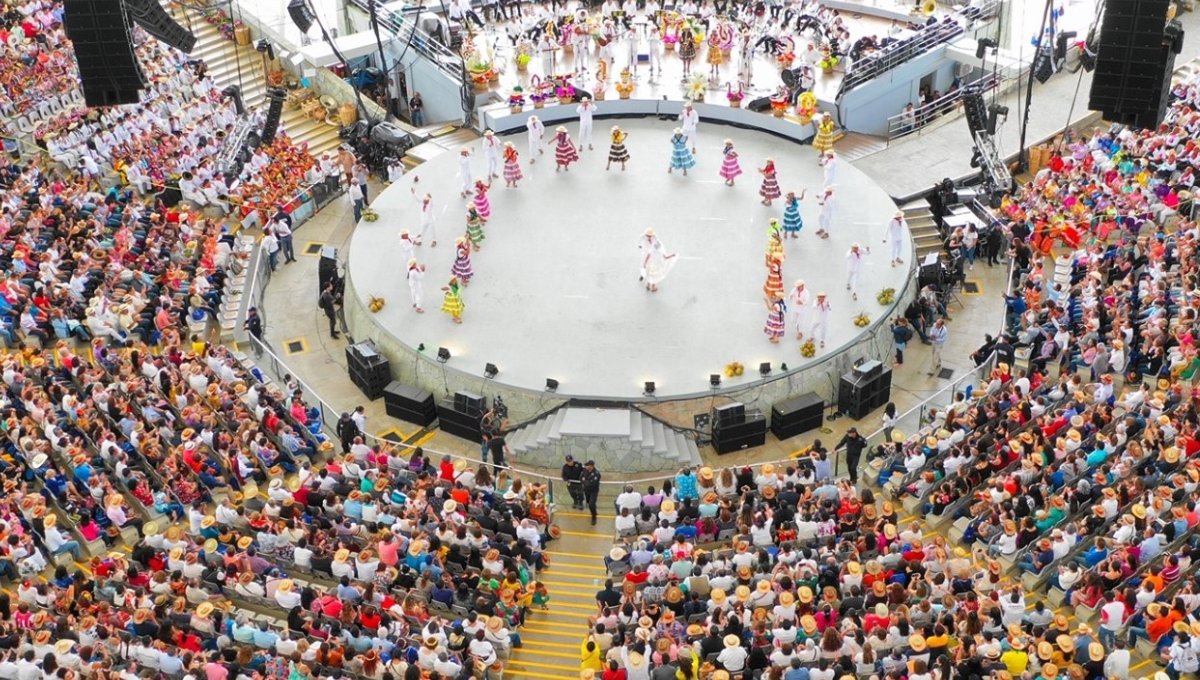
[644,381,656,396]
[759,362,772,377]
[484,363,498,379]
[975,37,996,60]
[545,378,559,393]
[710,374,721,387]
[780,363,788,371]
[417,343,425,352]
[437,347,451,363]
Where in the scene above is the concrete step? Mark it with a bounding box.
[629,409,643,442]
[639,415,655,449]
[662,427,680,460]
[679,432,703,467]
[546,408,567,441]
[651,420,668,455]
[536,412,555,445]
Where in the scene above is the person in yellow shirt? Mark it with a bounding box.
[580,639,603,672]
[1002,638,1030,676]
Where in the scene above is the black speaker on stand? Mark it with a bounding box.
[63,0,147,107]
[318,246,338,295]
[1088,0,1183,130]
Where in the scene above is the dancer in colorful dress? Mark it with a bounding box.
[606,126,630,171]
[782,190,805,238]
[758,158,781,205]
[473,180,492,221]
[815,185,834,239]
[640,228,676,292]
[407,259,425,314]
[787,279,810,340]
[719,139,742,186]
[451,238,474,286]
[764,292,786,343]
[668,128,696,176]
[502,142,523,188]
[678,26,697,77]
[763,254,784,301]
[465,204,486,250]
[811,112,835,159]
[554,126,579,172]
[765,219,785,265]
[527,115,546,162]
[441,277,465,324]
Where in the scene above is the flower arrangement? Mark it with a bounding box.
[508,87,526,113]
[615,69,634,99]
[726,82,745,107]
[201,8,242,41]
[684,72,707,102]
[800,340,817,357]
[877,288,896,306]
[529,75,550,108]
[853,313,871,327]
[796,91,818,122]
[515,53,532,70]
[724,362,745,377]
[769,95,789,117]
[818,49,839,72]
[555,81,576,103]
[777,51,795,67]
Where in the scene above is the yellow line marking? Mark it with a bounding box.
[555,511,616,520]
[376,427,410,443]
[559,530,613,538]
[532,601,600,612]
[403,428,426,443]
[510,649,582,661]
[493,669,578,680]
[547,550,610,559]
[522,621,592,632]
[505,659,584,672]
[540,570,608,580]
[413,431,437,447]
[517,640,587,651]
[1129,660,1153,672]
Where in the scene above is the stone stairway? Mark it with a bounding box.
[835,131,888,162]
[901,199,942,261]
[177,7,344,158]
[509,407,704,472]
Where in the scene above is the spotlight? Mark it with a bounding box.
[975,37,996,60]
[710,374,721,388]
[545,378,559,393]
[759,362,772,377]
[255,39,275,61]
[437,347,451,363]
[484,363,498,379]
[644,381,656,396]
[417,343,425,352]
[780,363,788,371]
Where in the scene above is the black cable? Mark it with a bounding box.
[305,0,375,125]
[1016,0,1053,173]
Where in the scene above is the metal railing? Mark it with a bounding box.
[837,19,964,97]
[349,0,465,86]
[884,73,1003,141]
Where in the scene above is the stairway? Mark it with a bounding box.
[178,7,344,158]
[835,131,888,162]
[901,199,943,261]
[508,407,704,472]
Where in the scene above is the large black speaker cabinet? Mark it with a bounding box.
[383,382,437,427]
[261,87,287,145]
[771,392,825,440]
[1088,0,1182,130]
[288,0,315,33]
[437,398,483,442]
[346,341,390,400]
[123,0,195,52]
[838,366,893,420]
[713,402,746,428]
[714,412,767,454]
[64,0,147,107]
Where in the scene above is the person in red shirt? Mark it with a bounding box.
[439,456,456,483]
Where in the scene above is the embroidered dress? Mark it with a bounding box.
[782,196,803,234]
[669,134,696,170]
[719,147,743,181]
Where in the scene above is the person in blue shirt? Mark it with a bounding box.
[1018,538,1055,574]
[251,621,279,649]
[1082,537,1109,568]
[783,658,811,680]
[343,492,364,520]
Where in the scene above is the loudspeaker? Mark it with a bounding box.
[714,412,767,454]
[453,391,485,417]
[288,0,315,33]
[383,381,437,426]
[962,87,988,133]
[123,0,195,52]
[437,398,483,442]
[713,402,746,427]
[261,87,286,145]
[346,341,390,400]
[1088,0,1180,129]
[837,367,893,419]
[746,96,772,113]
[318,246,338,293]
[771,392,825,440]
[64,0,147,107]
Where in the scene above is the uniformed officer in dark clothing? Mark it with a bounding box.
[581,460,602,525]
[561,455,584,509]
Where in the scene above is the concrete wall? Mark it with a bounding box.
[840,45,960,137]
[518,436,679,473]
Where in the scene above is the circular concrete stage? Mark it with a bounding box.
[346,118,909,402]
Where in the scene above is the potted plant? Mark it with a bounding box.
[726,82,745,108]
[615,68,634,99]
[508,87,526,114]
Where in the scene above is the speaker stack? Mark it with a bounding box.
[771,392,825,441]
[838,359,893,420]
[64,0,147,107]
[318,246,339,294]
[712,402,768,455]
[345,340,390,400]
[437,391,486,443]
[383,381,437,427]
[1088,0,1183,130]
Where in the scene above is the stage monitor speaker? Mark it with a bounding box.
[771,392,824,441]
[453,391,485,418]
[123,0,195,52]
[746,96,772,113]
[714,412,767,454]
[64,0,147,107]
[437,399,483,442]
[1088,0,1180,129]
[383,381,437,426]
[713,402,746,427]
[287,0,315,33]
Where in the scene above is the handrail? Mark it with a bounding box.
[837,19,963,97]
[346,0,465,86]
[884,73,1003,141]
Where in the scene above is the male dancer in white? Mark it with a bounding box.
[812,292,832,349]
[457,147,474,197]
[527,115,546,162]
[815,186,835,238]
[399,229,416,264]
[820,150,837,185]
[538,33,558,75]
[573,23,591,73]
[845,243,864,301]
[884,210,906,267]
[406,259,426,313]
[411,188,438,247]
[482,130,502,178]
[787,279,810,341]
[678,102,699,154]
[647,24,662,79]
[577,97,596,151]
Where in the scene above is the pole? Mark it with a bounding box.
[366,0,393,119]
[1015,0,1053,173]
